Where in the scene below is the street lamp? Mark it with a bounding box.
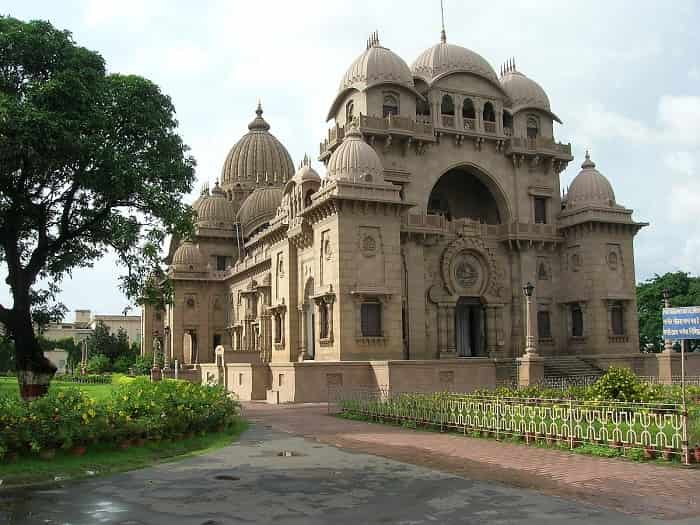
[523,282,538,356]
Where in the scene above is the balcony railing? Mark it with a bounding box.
[441,114,455,128]
[483,121,496,134]
[463,118,476,131]
[401,215,562,241]
[503,127,513,136]
[507,136,572,156]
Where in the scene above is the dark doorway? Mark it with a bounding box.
[455,297,485,357]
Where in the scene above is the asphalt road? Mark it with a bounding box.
[0,423,689,524]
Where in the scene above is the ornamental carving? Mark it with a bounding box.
[440,236,502,299]
[361,235,377,257]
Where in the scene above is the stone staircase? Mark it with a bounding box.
[543,356,603,379]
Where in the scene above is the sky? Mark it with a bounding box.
[1,0,699,322]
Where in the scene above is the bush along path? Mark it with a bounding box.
[335,368,700,466]
[0,378,244,485]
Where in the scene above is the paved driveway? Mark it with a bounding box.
[0,406,694,524]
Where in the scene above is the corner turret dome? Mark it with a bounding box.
[327,33,422,121]
[411,35,501,90]
[500,64,561,123]
[291,155,321,185]
[236,186,284,238]
[326,126,384,183]
[220,103,295,191]
[196,180,237,228]
[171,241,205,272]
[566,152,616,210]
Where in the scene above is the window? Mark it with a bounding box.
[537,310,551,339]
[611,304,625,336]
[462,98,475,119]
[216,255,227,271]
[274,314,283,343]
[319,303,329,339]
[416,97,430,117]
[441,94,454,115]
[482,102,495,122]
[502,111,513,132]
[345,100,354,122]
[213,333,222,349]
[527,116,539,139]
[361,301,382,337]
[534,197,547,224]
[382,94,399,117]
[572,305,584,337]
[304,189,314,208]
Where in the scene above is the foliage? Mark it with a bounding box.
[86,354,111,374]
[0,334,15,372]
[637,271,700,352]
[0,16,195,387]
[133,352,158,375]
[587,367,653,403]
[0,378,240,457]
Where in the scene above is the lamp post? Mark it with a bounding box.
[662,288,673,354]
[523,281,538,356]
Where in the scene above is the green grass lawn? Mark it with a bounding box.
[0,376,117,401]
[0,420,248,487]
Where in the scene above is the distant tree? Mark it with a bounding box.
[637,272,700,352]
[0,17,195,399]
[0,335,15,372]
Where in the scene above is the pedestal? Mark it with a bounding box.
[657,352,681,385]
[161,367,172,379]
[150,366,162,382]
[517,354,545,387]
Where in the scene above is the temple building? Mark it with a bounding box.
[142,30,648,401]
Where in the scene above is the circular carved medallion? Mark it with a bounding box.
[454,259,478,288]
[450,251,484,293]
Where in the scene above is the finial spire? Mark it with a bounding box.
[440,0,447,43]
[255,99,263,117]
[581,149,596,169]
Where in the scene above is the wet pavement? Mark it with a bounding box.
[0,420,693,524]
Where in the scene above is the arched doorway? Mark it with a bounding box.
[427,166,508,224]
[303,278,315,359]
[455,297,486,357]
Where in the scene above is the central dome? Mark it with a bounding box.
[411,39,500,88]
[220,103,295,192]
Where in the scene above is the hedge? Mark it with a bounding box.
[0,378,240,459]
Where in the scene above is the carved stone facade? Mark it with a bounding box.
[142,30,647,402]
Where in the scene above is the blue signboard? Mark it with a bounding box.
[663,306,700,340]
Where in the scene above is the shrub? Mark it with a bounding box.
[0,379,240,458]
[87,353,111,374]
[588,367,652,403]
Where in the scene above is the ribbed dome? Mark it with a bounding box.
[220,103,295,191]
[326,126,384,183]
[171,241,205,272]
[501,67,561,123]
[339,36,415,93]
[411,40,500,88]
[236,186,284,238]
[196,180,237,228]
[191,186,208,212]
[566,152,616,210]
[292,155,321,185]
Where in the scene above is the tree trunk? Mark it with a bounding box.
[11,303,56,401]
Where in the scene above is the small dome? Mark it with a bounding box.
[220,103,295,191]
[196,180,237,228]
[501,66,561,123]
[339,34,415,94]
[292,155,321,185]
[566,152,616,210]
[411,39,500,88]
[326,126,384,183]
[327,33,425,122]
[236,186,284,238]
[191,186,209,212]
[172,241,205,272]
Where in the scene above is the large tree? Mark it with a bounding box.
[637,271,700,352]
[0,17,195,399]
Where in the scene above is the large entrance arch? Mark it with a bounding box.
[427,165,510,224]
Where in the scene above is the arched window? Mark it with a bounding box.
[482,102,495,122]
[382,94,399,117]
[345,100,354,123]
[527,116,539,139]
[304,189,314,208]
[462,98,475,119]
[502,111,513,135]
[416,97,430,117]
[440,94,454,115]
[462,98,476,130]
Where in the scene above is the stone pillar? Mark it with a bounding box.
[657,352,681,385]
[518,353,545,387]
[518,282,542,386]
[446,304,456,354]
